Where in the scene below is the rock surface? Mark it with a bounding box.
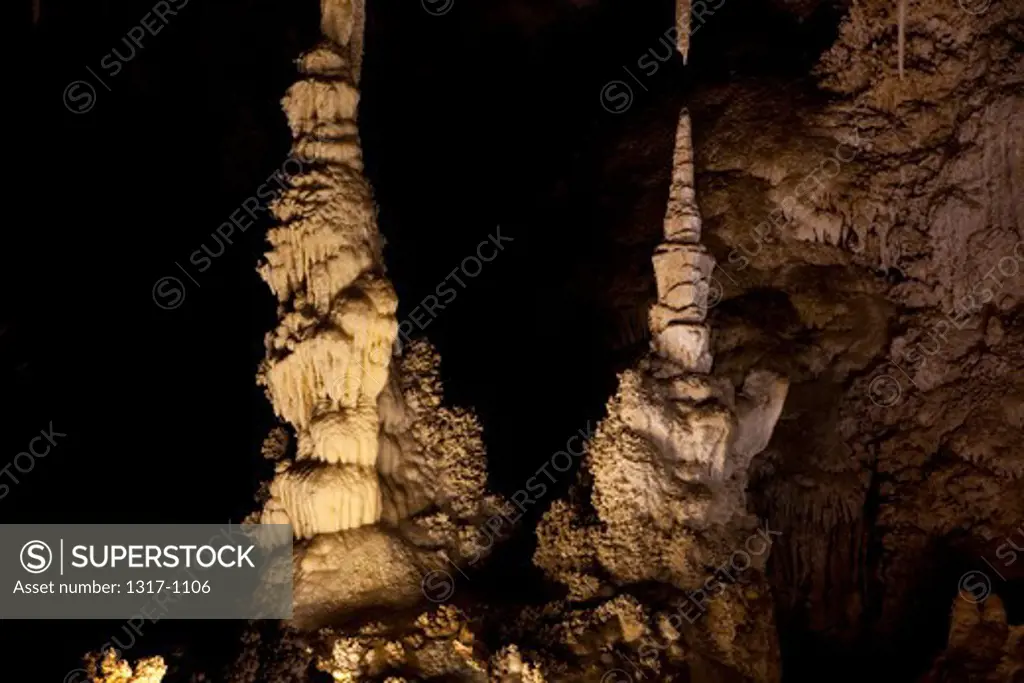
[534,104,789,683]
[252,0,503,629]
[674,0,1024,677]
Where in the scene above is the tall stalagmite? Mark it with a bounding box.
[534,15,790,680]
[254,0,501,628]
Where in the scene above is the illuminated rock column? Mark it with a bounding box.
[648,112,716,374]
[256,0,397,540]
[535,23,789,681]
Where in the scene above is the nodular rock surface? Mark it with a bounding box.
[532,104,789,682]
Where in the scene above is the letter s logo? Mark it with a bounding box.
[600,81,633,115]
[20,540,53,574]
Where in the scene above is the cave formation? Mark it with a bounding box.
[14,0,1024,680]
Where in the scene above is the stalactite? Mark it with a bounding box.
[676,0,691,65]
[897,0,907,79]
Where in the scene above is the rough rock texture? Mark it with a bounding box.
[253,0,502,629]
[80,652,167,683]
[679,0,1024,675]
[676,0,690,65]
[315,605,491,681]
[921,594,1024,682]
[281,340,504,626]
[534,102,789,681]
[239,29,792,679]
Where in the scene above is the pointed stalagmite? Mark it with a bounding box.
[663,112,701,244]
[648,110,715,373]
[535,6,789,678]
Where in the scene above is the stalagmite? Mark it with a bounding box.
[538,98,791,583]
[649,113,716,372]
[535,6,790,678]
[266,462,382,539]
[254,0,501,626]
[257,0,397,538]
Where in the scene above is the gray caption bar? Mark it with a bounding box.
[0,524,292,619]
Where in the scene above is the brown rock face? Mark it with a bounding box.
[685,0,1024,678]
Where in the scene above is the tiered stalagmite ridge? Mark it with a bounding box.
[256,0,396,540]
[252,0,502,629]
[533,20,790,678]
[648,114,715,373]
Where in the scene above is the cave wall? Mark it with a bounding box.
[682,0,1024,677]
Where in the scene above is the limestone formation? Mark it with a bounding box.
[685,0,1024,660]
[676,0,691,65]
[535,125,788,683]
[537,106,771,588]
[253,0,501,626]
[263,461,382,539]
[649,113,716,372]
[533,8,789,676]
[256,0,396,542]
[922,594,1024,682]
[80,652,167,683]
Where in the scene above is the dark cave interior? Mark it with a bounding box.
[8,0,1018,681]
